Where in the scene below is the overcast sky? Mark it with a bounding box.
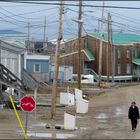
[0,1,140,40]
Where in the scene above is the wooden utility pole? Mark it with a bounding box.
[44,16,46,41]
[98,19,100,33]
[107,13,111,82]
[111,19,115,82]
[27,22,30,52]
[98,1,105,84]
[51,0,64,119]
[77,0,83,90]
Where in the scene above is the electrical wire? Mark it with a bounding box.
[0,10,28,24]
[0,6,58,20]
[1,1,140,39]
[3,1,140,10]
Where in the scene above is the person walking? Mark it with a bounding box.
[128,101,140,131]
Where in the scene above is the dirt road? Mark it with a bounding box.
[76,84,140,139]
[1,84,140,139]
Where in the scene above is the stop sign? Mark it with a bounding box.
[20,96,35,112]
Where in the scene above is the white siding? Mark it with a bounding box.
[1,49,18,77]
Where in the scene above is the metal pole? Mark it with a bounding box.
[44,16,46,41]
[9,96,27,139]
[110,16,114,82]
[98,1,105,84]
[0,41,1,64]
[107,12,111,82]
[27,22,30,52]
[51,0,64,119]
[25,112,28,135]
[77,0,83,90]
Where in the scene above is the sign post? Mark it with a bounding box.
[20,96,35,134]
[25,112,28,134]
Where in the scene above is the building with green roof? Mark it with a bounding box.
[89,32,140,45]
[60,32,140,82]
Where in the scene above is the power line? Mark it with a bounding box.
[3,1,140,10]
[0,9,28,24]
[0,6,58,20]
[83,14,140,33]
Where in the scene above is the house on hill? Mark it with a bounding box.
[59,32,140,82]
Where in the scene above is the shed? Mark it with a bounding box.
[26,54,51,82]
[49,65,73,86]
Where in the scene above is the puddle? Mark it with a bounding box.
[27,132,52,138]
[31,122,46,127]
[79,127,88,130]
[18,131,76,139]
[115,107,124,116]
[27,132,76,139]
[95,113,108,119]
[103,131,113,136]
[93,88,100,91]
[97,119,107,123]
[56,133,76,139]
[76,116,88,119]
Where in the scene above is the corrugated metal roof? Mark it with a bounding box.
[0,41,25,53]
[27,55,50,60]
[4,40,26,49]
[83,48,94,61]
[0,30,25,35]
[0,37,26,49]
[133,57,140,65]
[89,32,140,45]
[65,32,140,45]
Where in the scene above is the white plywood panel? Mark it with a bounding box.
[64,112,76,130]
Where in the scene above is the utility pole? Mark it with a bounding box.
[98,1,105,84]
[98,19,100,33]
[27,22,30,52]
[51,0,64,119]
[107,13,111,82]
[44,16,46,41]
[77,0,83,90]
[110,18,115,83]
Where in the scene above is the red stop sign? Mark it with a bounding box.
[20,96,35,112]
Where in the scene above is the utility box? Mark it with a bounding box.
[60,92,75,106]
[64,112,76,130]
[75,88,83,100]
[76,99,89,113]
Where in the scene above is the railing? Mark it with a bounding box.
[133,70,140,76]
[83,68,99,82]
[21,68,39,90]
[0,64,24,90]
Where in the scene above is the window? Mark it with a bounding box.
[118,48,121,59]
[117,64,121,74]
[126,64,131,74]
[34,64,40,72]
[73,41,75,51]
[84,38,88,48]
[126,50,130,59]
[134,48,138,57]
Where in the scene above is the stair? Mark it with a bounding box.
[83,68,99,82]
[21,68,39,90]
[0,64,24,90]
[0,64,25,106]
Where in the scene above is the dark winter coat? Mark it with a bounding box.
[128,106,140,120]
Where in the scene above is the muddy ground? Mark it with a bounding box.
[1,83,140,139]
